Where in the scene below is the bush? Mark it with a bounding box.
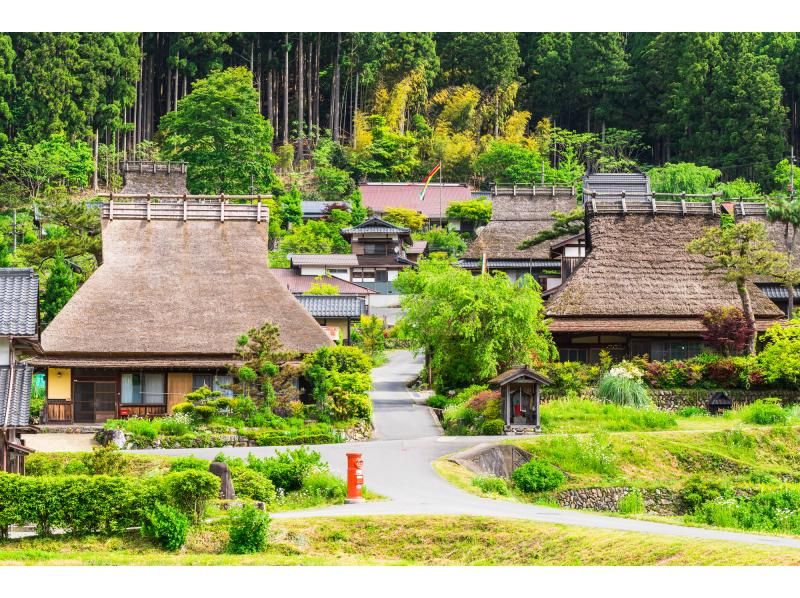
[232,468,277,503]
[164,470,221,522]
[227,504,270,554]
[160,415,193,437]
[193,405,217,422]
[740,398,787,425]
[305,345,373,375]
[119,418,159,440]
[330,388,372,421]
[596,368,651,408]
[511,460,565,493]
[169,456,209,473]
[538,361,600,397]
[471,475,509,495]
[480,419,505,435]
[172,402,195,415]
[247,448,324,491]
[427,394,448,409]
[302,471,346,500]
[82,446,125,476]
[681,476,730,513]
[141,502,189,551]
[618,489,645,514]
[757,322,800,388]
[677,406,708,418]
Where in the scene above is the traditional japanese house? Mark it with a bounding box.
[546,199,784,363]
[296,295,367,344]
[301,201,351,221]
[458,186,578,289]
[33,201,331,424]
[0,268,39,472]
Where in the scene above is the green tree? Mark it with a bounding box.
[648,162,721,195]
[520,33,573,124]
[159,67,277,194]
[717,178,762,199]
[687,221,797,354]
[304,278,340,295]
[418,227,467,257]
[376,33,439,89]
[383,207,426,232]
[518,208,584,250]
[473,140,543,183]
[767,196,800,315]
[280,187,303,227]
[0,134,93,196]
[41,252,76,326]
[0,34,15,145]
[232,321,298,409]
[350,115,419,181]
[395,258,555,390]
[445,199,492,224]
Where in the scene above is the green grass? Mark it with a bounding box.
[3,515,800,565]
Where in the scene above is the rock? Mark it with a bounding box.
[209,461,235,499]
[106,428,127,449]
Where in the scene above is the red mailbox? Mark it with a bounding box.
[346,452,365,503]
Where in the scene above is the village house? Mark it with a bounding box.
[359,182,475,230]
[458,185,579,290]
[295,295,367,345]
[301,200,350,222]
[32,200,331,425]
[546,198,785,363]
[0,268,39,473]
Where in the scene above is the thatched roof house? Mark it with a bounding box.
[459,188,577,288]
[34,201,331,424]
[547,199,784,363]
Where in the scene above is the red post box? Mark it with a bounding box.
[346,452,365,503]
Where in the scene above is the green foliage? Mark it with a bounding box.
[480,419,505,435]
[538,397,677,433]
[304,345,373,422]
[169,456,209,473]
[302,471,347,501]
[350,315,385,362]
[739,398,788,425]
[159,415,192,437]
[512,460,565,493]
[757,322,800,388]
[81,446,125,476]
[677,406,708,418]
[537,361,601,398]
[691,489,800,535]
[528,434,618,476]
[351,115,419,181]
[304,277,340,295]
[227,504,270,554]
[471,475,510,496]
[246,448,325,492]
[233,321,298,411]
[231,468,277,503]
[618,490,645,514]
[717,178,762,199]
[141,502,189,551]
[473,140,542,183]
[445,199,492,223]
[418,227,467,257]
[159,67,277,194]
[40,251,76,326]
[648,162,721,194]
[280,187,303,226]
[396,258,555,391]
[681,476,730,513]
[164,470,221,522]
[383,206,426,231]
[518,207,584,250]
[596,368,652,408]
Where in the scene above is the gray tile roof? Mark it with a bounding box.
[458,259,561,269]
[341,216,411,235]
[0,268,38,337]
[301,201,351,217]
[583,173,650,200]
[757,283,800,300]
[0,364,33,427]
[288,254,360,267]
[297,295,366,318]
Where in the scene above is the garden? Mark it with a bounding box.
[0,445,362,555]
[98,324,376,449]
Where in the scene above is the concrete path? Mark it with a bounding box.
[136,350,800,550]
[20,432,97,453]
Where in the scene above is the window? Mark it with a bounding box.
[375,270,389,282]
[193,374,214,390]
[326,268,349,280]
[121,373,165,405]
[364,243,388,255]
[650,341,704,361]
[353,269,375,283]
[192,373,234,397]
[559,348,589,363]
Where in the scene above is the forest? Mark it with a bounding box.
[1,32,800,320]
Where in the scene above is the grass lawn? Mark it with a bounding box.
[3,515,800,565]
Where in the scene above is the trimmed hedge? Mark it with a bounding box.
[255,433,338,446]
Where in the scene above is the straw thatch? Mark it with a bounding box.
[547,208,784,331]
[463,193,577,260]
[41,207,332,360]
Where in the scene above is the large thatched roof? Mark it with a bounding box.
[732,202,800,278]
[463,192,577,260]
[39,202,332,360]
[547,201,784,333]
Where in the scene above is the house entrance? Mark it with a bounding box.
[73,381,117,423]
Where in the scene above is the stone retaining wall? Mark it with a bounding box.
[649,389,800,410]
[554,487,683,515]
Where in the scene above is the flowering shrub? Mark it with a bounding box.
[596,365,651,408]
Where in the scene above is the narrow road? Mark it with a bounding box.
[140,350,800,550]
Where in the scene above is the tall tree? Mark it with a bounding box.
[41,251,77,326]
[0,34,15,145]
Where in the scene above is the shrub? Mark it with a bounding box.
[81,446,125,476]
[757,322,800,388]
[227,504,270,554]
[305,345,373,375]
[427,394,448,409]
[169,456,209,473]
[701,306,754,355]
[164,470,221,522]
[160,415,193,437]
[681,476,730,513]
[480,419,505,435]
[451,385,489,405]
[740,398,787,425]
[471,475,509,495]
[677,406,708,418]
[172,402,195,415]
[247,448,324,491]
[618,489,645,515]
[302,471,346,501]
[193,405,217,422]
[232,468,277,503]
[141,502,189,551]
[511,460,565,493]
[596,368,651,408]
[330,388,372,421]
[466,390,501,413]
[120,418,159,440]
[538,361,600,397]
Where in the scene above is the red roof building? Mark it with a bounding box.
[359,182,475,221]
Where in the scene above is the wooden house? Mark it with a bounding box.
[0,268,39,472]
[32,201,332,424]
[458,186,578,290]
[546,199,784,363]
[296,295,367,344]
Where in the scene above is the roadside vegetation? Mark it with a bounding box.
[4,515,800,565]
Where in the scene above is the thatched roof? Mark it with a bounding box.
[489,365,552,387]
[40,202,332,361]
[463,192,578,260]
[547,202,784,331]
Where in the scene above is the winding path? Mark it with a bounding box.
[145,351,800,550]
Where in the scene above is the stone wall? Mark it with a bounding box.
[554,487,682,515]
[649,389,800,410]
[448,443,532,480]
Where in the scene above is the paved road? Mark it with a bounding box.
[140,350,800,550]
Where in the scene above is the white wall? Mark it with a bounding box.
[300,266,326,277]
[564,246,585,258]
[388,270,399,281]
[0,338,9,366]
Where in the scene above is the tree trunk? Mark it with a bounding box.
[283,33,289,145]
[314,33,321,142]
[494,90,500,137]
[92,130,99,191]
[296,33,304,163]
[736,280,757,355]
[266,47,274,139]
[332,33,341,142]
[352,71,359,147]
[787,225,798,317]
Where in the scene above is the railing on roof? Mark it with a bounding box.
[585,197,761,216]
[121,161,188,174]
[100,198,269,222]
[491,184,577,197]
[582,191,770,201]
